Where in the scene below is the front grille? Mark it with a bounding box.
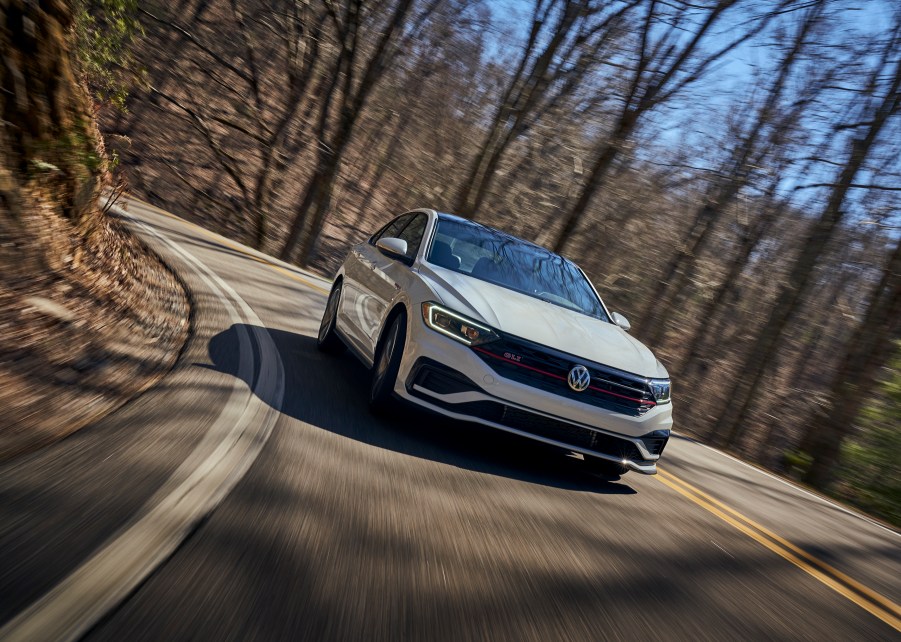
[409,393,649,462]
[501,405,598,450]
[472,336,657,417]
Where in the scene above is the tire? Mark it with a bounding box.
[584,456,628,480]
[369,312,406,414]
[317,282,346,355]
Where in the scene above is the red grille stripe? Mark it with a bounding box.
[473,347,656,407]
[473,346,567,381]
[589,384,656,406]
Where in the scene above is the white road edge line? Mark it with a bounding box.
[672,433,900,538]
[0,210,286,642]
[126,197,332,290]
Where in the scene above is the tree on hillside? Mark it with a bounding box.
[551,0,796,254]
[714,15,901,449]
[796,232,901,486]
[73,0,142,109]
[2,0,122,231]
[452,0,634,219]
[634,0,828,345]
[279,0,446,266]
[336,2,490,234]
[834,340,901,526]
[140,0,323,249]
[748,221,885,458]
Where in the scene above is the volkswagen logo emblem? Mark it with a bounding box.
[568,365,590,392]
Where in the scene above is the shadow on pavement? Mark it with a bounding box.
[204,324,636,495]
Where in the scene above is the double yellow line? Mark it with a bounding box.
[656,469,901,631]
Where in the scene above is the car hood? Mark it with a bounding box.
[417,265,668,379]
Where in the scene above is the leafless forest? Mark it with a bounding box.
[101,0,900,522]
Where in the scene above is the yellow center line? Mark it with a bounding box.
[656,470,901,631]
[659,469,901,618]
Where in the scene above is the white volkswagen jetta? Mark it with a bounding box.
[318,209,673,476]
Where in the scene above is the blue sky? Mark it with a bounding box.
[480,0,900,215]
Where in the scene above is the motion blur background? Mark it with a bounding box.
[2,0,900,525]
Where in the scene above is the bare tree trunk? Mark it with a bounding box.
[678,199,780,374]
[279,0,361,263]
[797,234,901,487]
[247,2,320,250]
[280,0,423,265]
[637,197,728,345]
[353,111,410,227]
[293,141,350,265]
[551,0,779,254]
[753,265,856,461]
[552,112,634,253]
[453,0,557,216]
[454,0,627,218]
[714,51,901,448]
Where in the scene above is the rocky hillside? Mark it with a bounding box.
[0,0,189,457]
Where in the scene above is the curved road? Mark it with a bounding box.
[1,200,899,641]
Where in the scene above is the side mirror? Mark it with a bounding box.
[611,311,631,332]
[376,237,410,263]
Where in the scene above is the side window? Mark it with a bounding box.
[370,214,412,244]
[395,214,427,258]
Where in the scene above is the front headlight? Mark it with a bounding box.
[649,379,671,404]
[421,302,500,346]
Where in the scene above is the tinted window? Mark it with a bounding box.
[395,214,427,258]
[427,219,608,320]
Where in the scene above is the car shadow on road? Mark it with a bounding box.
[204,324,636,495]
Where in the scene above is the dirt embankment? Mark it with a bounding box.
[0,1,190,457]
[0,203,190,458]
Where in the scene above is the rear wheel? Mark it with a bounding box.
[317,282,345,355]
[370,312,406,414]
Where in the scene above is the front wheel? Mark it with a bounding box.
[370,313,406,414]
[317,282,345,354]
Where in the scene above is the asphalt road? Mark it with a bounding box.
[1,200,899,641]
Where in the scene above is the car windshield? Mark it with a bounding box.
[426,218,609,321]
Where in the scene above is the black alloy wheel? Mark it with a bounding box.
[370,312,406,414]
[317,283,345,354]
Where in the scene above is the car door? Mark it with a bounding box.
[356,212,429,358]
[339,214,412,359]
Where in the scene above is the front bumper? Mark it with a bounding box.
[393,316,673,474]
